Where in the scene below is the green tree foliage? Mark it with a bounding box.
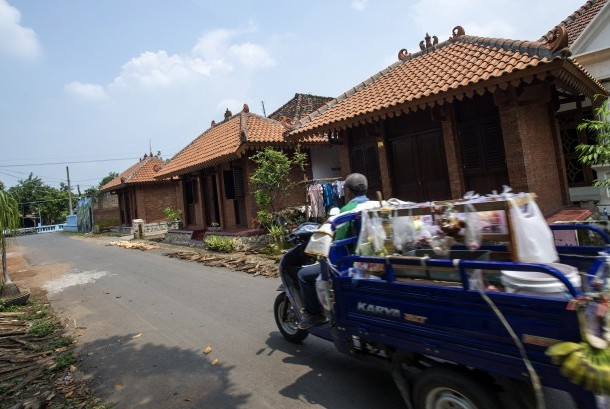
[249,146,307,228]
[84,171,119,198]
[0,190,20,298]
[7,174,70,226]
[576,97,610,188]
[0,181,5,191]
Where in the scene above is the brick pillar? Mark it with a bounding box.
[375,124,393,200]
[495,85,565,215]
[440,107,466,199]
[244,155,258,229]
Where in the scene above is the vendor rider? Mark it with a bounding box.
[297,173,370,329]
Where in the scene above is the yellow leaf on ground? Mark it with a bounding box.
[202,346,213,354]
[132,333,142,339]
[211,358,220,366]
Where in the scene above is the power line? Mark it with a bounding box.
[0,157,138,168]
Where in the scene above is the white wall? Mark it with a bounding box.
[310,146,342,180]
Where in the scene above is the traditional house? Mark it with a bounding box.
[538,0,610,208]
[268,93,339,180]
[100,155,179,226]
[154,98,330,233]
[286,24,608,216]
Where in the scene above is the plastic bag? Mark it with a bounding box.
[392,209,416,253]
[356,210,387,256]
[316,274,331,311]
[507,195,558,263]
[464,203,482,251]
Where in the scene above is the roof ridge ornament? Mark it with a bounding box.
[545,24,569,53]
[278,115,298,129]
[451,26,465,39]
[224,108,232,119]
[398,48,411,61]
[419,32,438,51]
[243,103,249,113]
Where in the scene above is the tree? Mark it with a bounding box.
[0,190,22,300]
[8,174,69,226]
[84,172,119,198]
[0,180,5,191]
[249,146,307,228]
[576,97,610,188]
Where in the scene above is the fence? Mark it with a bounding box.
[3,224,65,236]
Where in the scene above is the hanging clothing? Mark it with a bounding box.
[307,183,325,219]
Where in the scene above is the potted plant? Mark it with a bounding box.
[163,207,183,229]
[208,222,221,232]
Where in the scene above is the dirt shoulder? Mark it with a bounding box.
[1,249,108,409]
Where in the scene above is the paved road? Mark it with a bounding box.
[16,233,406,409]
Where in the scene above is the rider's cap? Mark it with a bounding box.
[345,173,368,194]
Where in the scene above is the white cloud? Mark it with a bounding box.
[191,28,236,59]
[0,0,41,60]
[64,25,273,104]
[64,81,109,102]
[109,50,224,90]
[229,42,275,69]
[351,0,369,11]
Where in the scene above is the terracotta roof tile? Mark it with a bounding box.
[540,0,608,46]
[100,156,168,192]
[155,107,326,178]
[288,32,605,137]
[268,93,333,121]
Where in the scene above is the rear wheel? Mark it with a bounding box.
[413,366,500,409]
[274,292,308,343]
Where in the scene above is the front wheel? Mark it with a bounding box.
[274,292,308,343]
[413,366,500,409]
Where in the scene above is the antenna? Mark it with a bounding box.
[149,139,152,156]
[261,101,266,117]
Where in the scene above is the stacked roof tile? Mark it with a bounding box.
[268,93,333,121]
[540,0,608,46]
[288,30,606,137]
[100,156,168,192]
[155,106,323,178]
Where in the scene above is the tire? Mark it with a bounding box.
[274,292,308,343]
[413,366,500,409]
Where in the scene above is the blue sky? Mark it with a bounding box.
[0,0,585,191]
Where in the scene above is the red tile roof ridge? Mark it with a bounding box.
[539,0,608,45]
[288,32,570,133]
[100,156,167,191]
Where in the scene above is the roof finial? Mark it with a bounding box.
[451,26,465,39]
[419,32,438,51]
[546,25,569,53]
[211,120,216,127]
[224,108,232,119]
[398,48,411,61]
[243,103,249,113]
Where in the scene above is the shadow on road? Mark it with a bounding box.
[78,333,249,409]
[261,331,405,409]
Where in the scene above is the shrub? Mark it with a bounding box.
[203,235,236,253]
[163,207,182,221]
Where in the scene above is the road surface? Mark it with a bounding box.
[15,233,407,409]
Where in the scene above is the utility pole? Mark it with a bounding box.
[66,166,73,214]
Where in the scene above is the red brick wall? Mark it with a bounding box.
[134,182,179,223]
[498,101,565,215]
[442,108,466,199]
